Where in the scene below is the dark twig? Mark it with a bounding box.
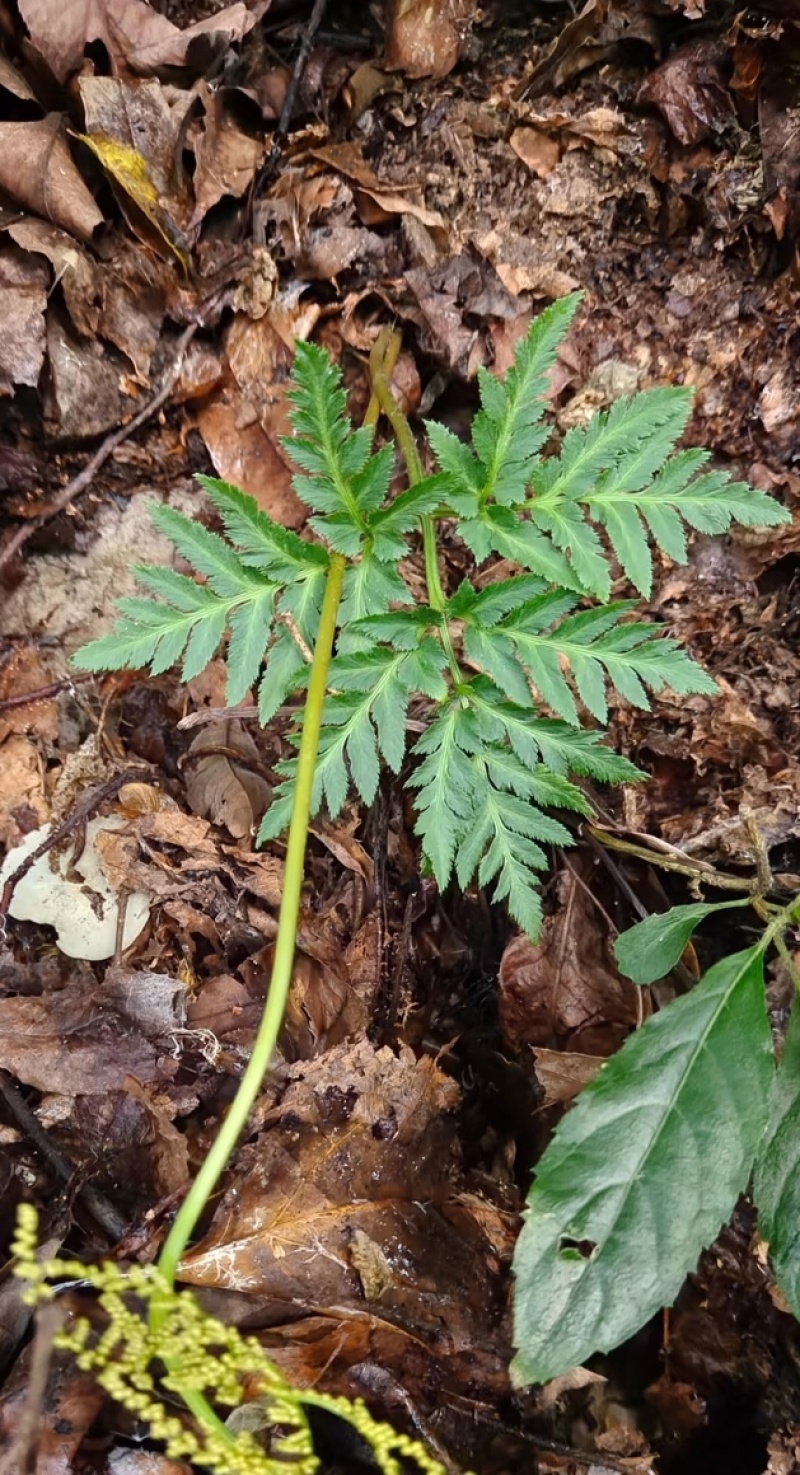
[0,671,94,715]
[0,323,197,575]
[0,1070,129,1242]
[0,1302,62,1475]
[254,0,329,202]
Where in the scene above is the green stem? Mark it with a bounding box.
[155,552,346,1299]
[369,330,464,691]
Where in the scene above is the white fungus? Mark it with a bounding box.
[0,818,150,960]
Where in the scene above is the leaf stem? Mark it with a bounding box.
[155,552,346,1297]
[368,329,465,691]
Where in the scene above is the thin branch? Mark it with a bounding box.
[0,324,197,574]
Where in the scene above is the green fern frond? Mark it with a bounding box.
[197,476,330,581]
[284,342,397,554]
[583,456,792,596]
[258,624,308,725]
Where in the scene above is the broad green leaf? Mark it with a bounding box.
[755,997,800,1321]
[754,1001,800,1319]
[512,946,772,1384]
[615,900,749,985]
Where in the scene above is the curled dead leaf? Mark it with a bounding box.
[0,116,102,242]
[184,719,271,841]
[18,0,257,83]
[77,77,195,270]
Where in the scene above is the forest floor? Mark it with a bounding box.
[2,2,800,1472]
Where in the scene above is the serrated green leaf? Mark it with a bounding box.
[340,556,412,623]
[467,680,643,782]
[226,590,275,704]
[482,507,587,590]
[615,900,749,985]
[258,625,308,724]
[196,476,329,580]
[408,702,482,886]
[476,293,582,508]
[183,605,230,683]
[754,1001,800,1318]
[512,945,773,1384]
[149,502,260,600]
[497,602,717,724]
[257,783,295,844]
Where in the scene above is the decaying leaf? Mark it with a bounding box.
[18,0,257,83]
[191,82,265,223]
[385,0,476,79]
[510,126,562,178]
[77,77,194,270]
[0,247,48,393]
[196,311,308,525]
[44,310,134,438]
[0,735,48,845]
[178,1039,508,1387]
[532,1046,605,1106]
[184,719,271,841]
[0,116,103,242]
[0,990,165,1093]
[498,868,641,1056]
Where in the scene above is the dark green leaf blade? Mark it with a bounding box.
[512,946,772,1384]
[754,1001,800,1318]
[615,900,749,985]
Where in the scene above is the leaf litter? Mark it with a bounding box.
[2,0,800,1471]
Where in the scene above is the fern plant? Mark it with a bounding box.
[76,293,786,938]
[58,301,792,1455]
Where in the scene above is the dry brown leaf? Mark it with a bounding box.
[0,53,37,102]
[510,125,562,177]
[0,734,49,845]
[18,0,257,83]
[197,311,307,526]
[105,966,189,1037]
[498,865,640,1056]
[78,76,194,266]
[124,1077,190,1197]
[532,1046,605,1106]
[191,82,264,223]
[0,992,163,1094]
[0,1350,105,1475]
[639,39,733,147]
[184,719,271,840]
[0,645,59,744]
[385,0,476,79]
[0,247,48,394]
[5,218,101,340]
[44,310,133,438]
[306,141,446,233]
[178,1041,483,1309]
[0,116,103,242]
